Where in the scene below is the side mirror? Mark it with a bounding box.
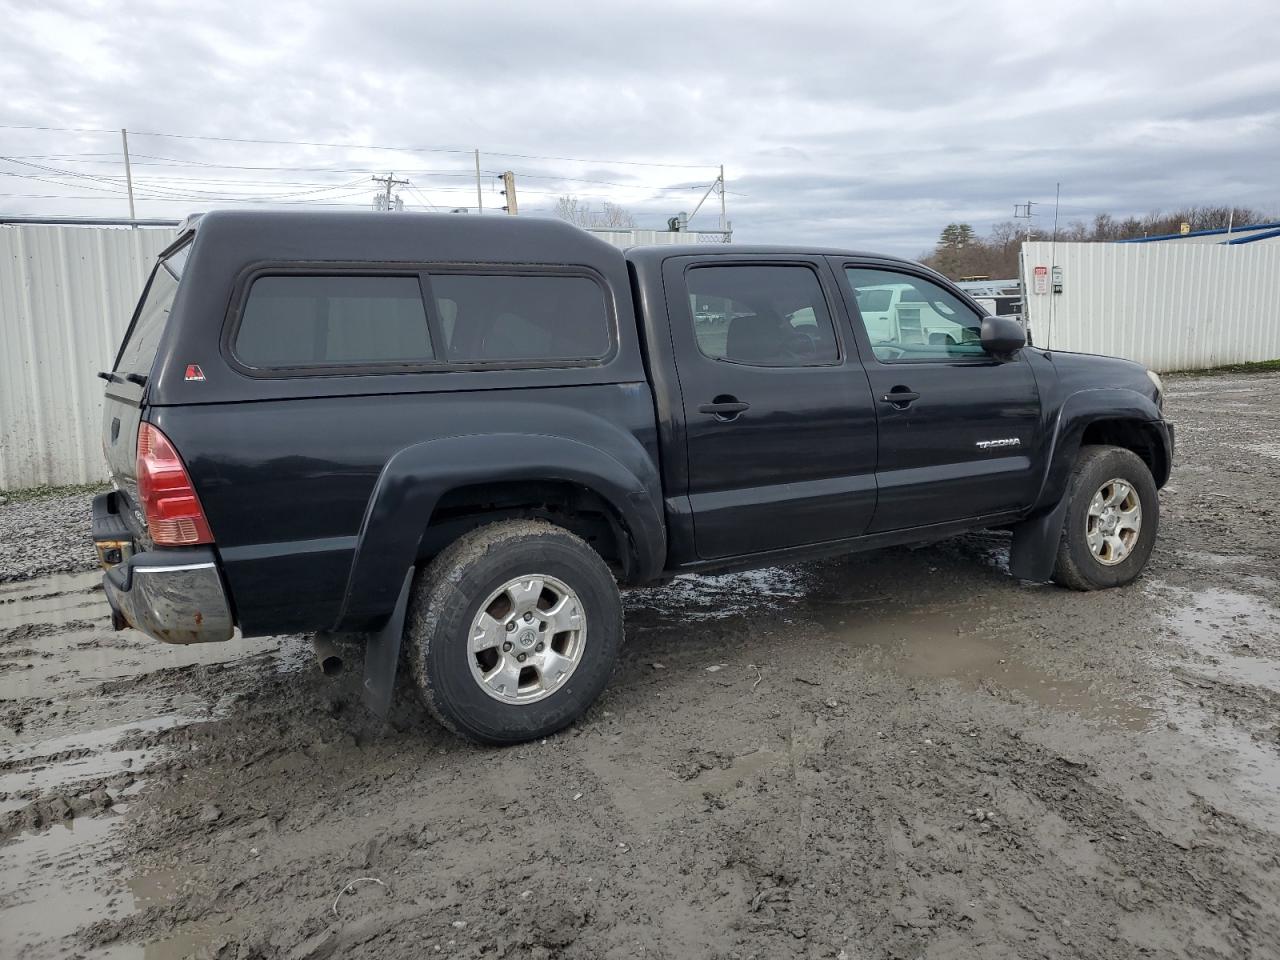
[980,315,1026,355]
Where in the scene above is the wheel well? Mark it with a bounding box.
[1079,419,1169,487]
[418,480,636,580]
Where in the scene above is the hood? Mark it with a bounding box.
[1031,348,1161,408]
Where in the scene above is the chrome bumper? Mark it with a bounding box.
[103,549,234,644]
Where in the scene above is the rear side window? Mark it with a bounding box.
[430,274,611,363]
[235,275,433,368]
[114,252,184,377]
[686,264,840,366]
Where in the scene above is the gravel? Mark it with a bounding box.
[0,487,103,583]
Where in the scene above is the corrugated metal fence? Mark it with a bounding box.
[0,221,714,491]
[1,225,178,490]
[14,228,1272,489]
[1021,241,1280,372]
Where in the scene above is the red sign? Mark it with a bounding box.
[1033,265,1049,295]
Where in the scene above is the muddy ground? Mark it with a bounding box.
[3,370,1280,960]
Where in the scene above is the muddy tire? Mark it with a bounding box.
[1051,444,1159,591]
[405,520,622,744]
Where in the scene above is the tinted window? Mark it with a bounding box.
[431,274,611,363]
[114,262,180,377]
[686,265,839,366]
[235,275,432,368]
[846,268,985,362]
[164,244,191,278]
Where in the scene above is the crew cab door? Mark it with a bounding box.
[833,260,1041,532]
[663,256,878,559]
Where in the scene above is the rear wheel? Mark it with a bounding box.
[1051,445,1159,591]
[406,520,622,744]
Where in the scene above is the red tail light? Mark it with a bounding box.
[136,423,213,546]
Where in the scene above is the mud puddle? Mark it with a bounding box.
[869,605,1157,728]
[0,569,305,960]
[1145,582,1280,833]
[0,813,138,960]
[1163,585,1280,687]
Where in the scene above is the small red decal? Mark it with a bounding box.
[184,364,206,382]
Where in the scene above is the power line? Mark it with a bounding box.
[0,155,371,202]
[0,191,376,206]
[2,126,732,221]
[0,122,717,170]
[2,153,749,196]
[6,156,747,197]
[406,185,441,211]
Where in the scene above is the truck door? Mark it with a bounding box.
[834,260,1042,532]
[663,256,878,559]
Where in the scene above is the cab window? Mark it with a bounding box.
[846,268,985,362]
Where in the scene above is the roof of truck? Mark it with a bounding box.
[623,243,922,266]
[183,209,626,268]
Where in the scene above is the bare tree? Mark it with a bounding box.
[553,195,590,226]
[593,201,637,228]
[554,195,637,229]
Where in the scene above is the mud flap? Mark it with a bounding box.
[1008,496,1070,583]
[362,568,414,718]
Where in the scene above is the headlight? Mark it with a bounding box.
[1146,369,1164,405]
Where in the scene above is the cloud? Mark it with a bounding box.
[1,0,1276,254]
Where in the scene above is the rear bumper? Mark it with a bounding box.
[93,491,234,644]
[102,550,234,644]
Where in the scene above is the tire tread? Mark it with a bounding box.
[1051,444,1158,591]
[406,520,620,743]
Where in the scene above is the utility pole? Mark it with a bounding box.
[500,171,518,215]
[686,166,731,240]
[474,149,483,213]
[372,172,409,212]
[719,164,727,232]
[121,129,136,220]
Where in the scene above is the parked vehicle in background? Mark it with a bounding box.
[92,211,1173,743]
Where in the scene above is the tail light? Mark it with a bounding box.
[136,423,213,546]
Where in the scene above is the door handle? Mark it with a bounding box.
[881,387,920,408]
[698,398,750,421]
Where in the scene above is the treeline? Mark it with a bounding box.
[921,206,1278,280]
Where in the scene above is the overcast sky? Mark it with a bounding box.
[1,0,1277,254]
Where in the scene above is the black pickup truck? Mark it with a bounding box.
[93,210,1172,743]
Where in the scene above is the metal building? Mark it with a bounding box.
[1020,240,1280,372]
[1117,221,1280,247]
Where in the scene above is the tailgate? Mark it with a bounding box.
[101,380,147,538]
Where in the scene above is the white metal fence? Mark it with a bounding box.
[18,228,1273,490]
[0,221,713,491]
[1020,241,1280,372]
[0,225,178,490]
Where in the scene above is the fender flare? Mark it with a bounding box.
[1031,387,1166,512]
[335,433,666,630]
[1010,387,1167,582]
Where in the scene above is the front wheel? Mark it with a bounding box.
[406,520,622,744]
[1051,444,1159,591]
